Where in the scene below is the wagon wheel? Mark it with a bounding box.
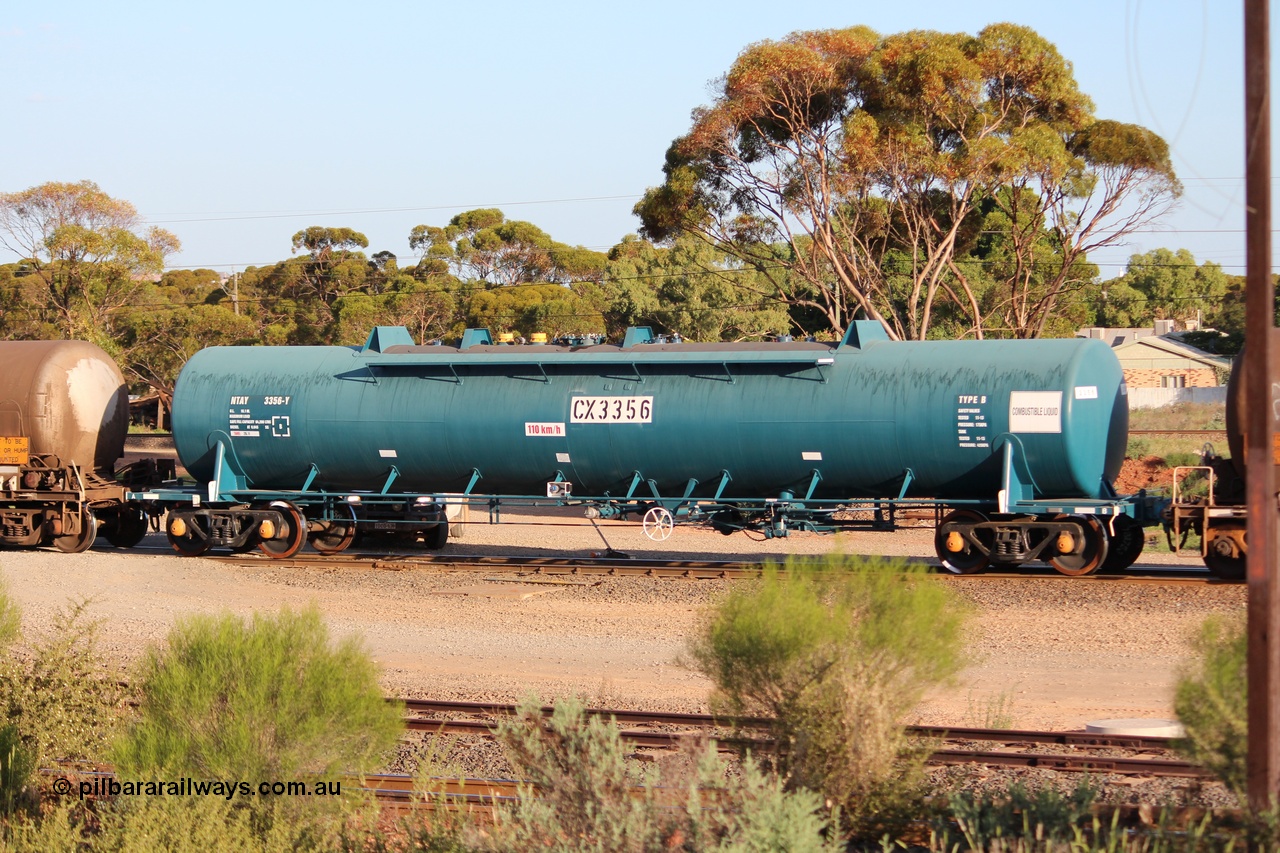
[423,519,450,550]
[105,506,150,549]
[308,505,358,555]
[1047,515,1109,577]
[642,506,674,541]
[1098,514,1145,574]
[53,508,98,554]
[1203,527,1246,581]
[933,509,990,575]
[167,512,211,557]
[258,501,306,559]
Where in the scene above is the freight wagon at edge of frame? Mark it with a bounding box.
[127,321,1171,577]
[0,340,167,553]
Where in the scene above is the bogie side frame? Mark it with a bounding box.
[1165,464,1248,581]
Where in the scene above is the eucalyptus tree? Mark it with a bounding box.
[603,235,793,341]
[409,208,607,286]
[636,24,1180,340]
[1090,249,1228,327]
[0,180,180,344]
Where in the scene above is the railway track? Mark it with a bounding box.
[202,550,1235,583]
[46,695,1213,821]
[398,698,1208,779]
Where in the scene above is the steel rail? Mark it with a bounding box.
[399,698,1177,749]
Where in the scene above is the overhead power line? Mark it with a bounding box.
[143,194,642,225]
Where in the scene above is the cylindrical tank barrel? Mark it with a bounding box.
[1225,327,1280,481]
[171,333,1127,501]
[0,340,129,473]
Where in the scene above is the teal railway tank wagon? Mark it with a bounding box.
[159,323,1146,575]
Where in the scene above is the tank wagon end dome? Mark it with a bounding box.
[0,340,129,473]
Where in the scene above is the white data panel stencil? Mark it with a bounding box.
[1009,391,1063,434]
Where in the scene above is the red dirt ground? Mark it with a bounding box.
[1114,455,1172,494]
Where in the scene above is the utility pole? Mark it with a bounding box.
[1244,0,1280,811]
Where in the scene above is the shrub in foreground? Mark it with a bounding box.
[115,605,401,783]
[0,576,19,648]
[1,796,326,852]
[687,554,970,840]
[928,781,1262,852]
[933,781,1098,850]
[473,697,836,853]
[0,596,126,814]
[1174,614,1247,801]
[0,601,127,761]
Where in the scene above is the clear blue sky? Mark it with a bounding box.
[0,1,1264,282]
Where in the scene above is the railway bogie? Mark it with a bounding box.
[931,510,1144,577]
[159,495,452,557]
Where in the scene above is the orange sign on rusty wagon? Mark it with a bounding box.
[0,437,29,465]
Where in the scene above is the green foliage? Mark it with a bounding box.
[701,758,837,853]
[933,780,1098,851]
[1163,451,1201,469]
[485,696,668,851]
[463,282,605,340]
[410,208,606,287]
[1126,437,1151,459]
[116,301,259,397]
[1127,403,1225,433]
[114,606,402,786]
[1180,330,1243,358]
[0,181,180,341]
[1199,272,1278,342]
[1095,249,1226,329]
[603,235,792,341]
[1174,615,1247,799]
[0,584,38,814]
[476,696,837,853]
[970,189,1101,340]
[0,599,126,768]
[292,227,369,258]
[687,554,969,840]
[0,725,34,815]
[340,817,474,853]
[0,796,333,852]
[0,579,18,650]
[965,689,1017,730]
[637,24,1179,341]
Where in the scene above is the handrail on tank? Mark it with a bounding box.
[1172,465,1216,507]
